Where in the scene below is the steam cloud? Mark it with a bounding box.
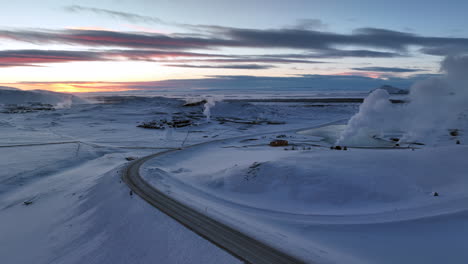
[203,97,217,121]
[337,54,468,146]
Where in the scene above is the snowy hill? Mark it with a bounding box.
[0,87,87,106]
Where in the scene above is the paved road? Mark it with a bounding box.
[122,132,318,264]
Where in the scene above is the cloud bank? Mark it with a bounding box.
[1,26,467,55]
[164,64,275,69]
[352,67,425,73]
[2,6,468,91]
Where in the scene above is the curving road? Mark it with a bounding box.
[120,124,336,264]
[122,148,309,264]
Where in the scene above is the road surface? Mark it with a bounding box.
[122,129,319,264]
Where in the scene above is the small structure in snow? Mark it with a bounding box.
[137,119,193,129]
[449,129,459,137]
[269,139,289,147]
[137,121,164,129]
[183,99,207,107]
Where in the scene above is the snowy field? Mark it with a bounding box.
[0,88,359,264]
[142,125,468,263]
[1,71,467,263]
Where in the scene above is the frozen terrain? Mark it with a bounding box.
[2,69,467,263]
[141,124,468,263]
[0,88,358,263]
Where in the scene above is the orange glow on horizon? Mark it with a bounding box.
[2,82,139,93]
[1,72,389,94]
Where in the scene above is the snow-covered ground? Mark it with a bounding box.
[141,123,468,264]
[0,89,358,263]
[3,85,467,263]
[143,125,468,263]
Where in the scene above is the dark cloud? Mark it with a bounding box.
[352,66,425,73]
[222,27,425,51]
[260,49,402,59]
[315,49,402,58]
[2,27,468,55]
[0,49,324,69]
[0,29,239,50]
[102,49,226,60]
[0,49,229,67]
[64,5,166,24]
[225,26,468,52]
[0,49,103,67]
[1,23,468,72]
[0,49,324,68]
[165,58,325,64]
[164,64,275,69]
[420,45,468,56]
[224,28,344,50]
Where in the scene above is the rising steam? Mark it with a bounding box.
[203,96,223,121]
[337,55,468,146]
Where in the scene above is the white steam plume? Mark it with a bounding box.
[203,96,222,121]
[338,55,468,146]
[336,89,402,146]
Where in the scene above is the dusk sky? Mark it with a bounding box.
[1,0,468,93]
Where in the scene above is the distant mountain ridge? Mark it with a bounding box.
[0,87,87,106]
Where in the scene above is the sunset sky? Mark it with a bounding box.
[1,0,467,93]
